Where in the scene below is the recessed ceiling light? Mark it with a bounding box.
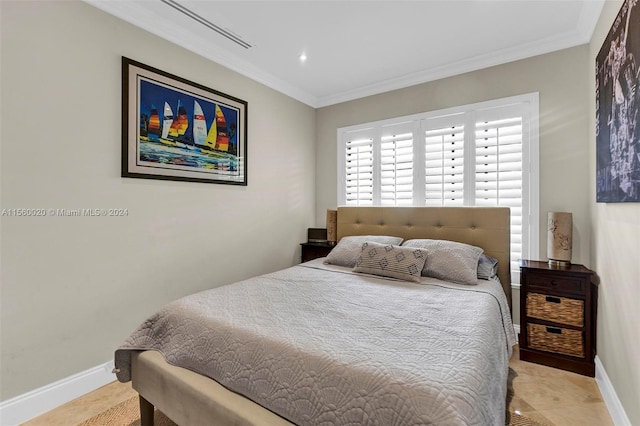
[299,53,307,63]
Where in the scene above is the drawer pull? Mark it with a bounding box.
[545,296,561,303]
[551,280,557,286]
[546,327,562,334]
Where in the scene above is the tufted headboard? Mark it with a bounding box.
[337,206,512,310]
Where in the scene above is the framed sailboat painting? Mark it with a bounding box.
[122,57,247,185]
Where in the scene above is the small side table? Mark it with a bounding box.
[300,242,334,263]
[519,259,597,376]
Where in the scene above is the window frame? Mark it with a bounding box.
[337,93,539,286]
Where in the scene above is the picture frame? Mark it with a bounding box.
[122,57,247,185]
[595,0,639,202]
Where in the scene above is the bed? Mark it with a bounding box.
[114,206,516,426]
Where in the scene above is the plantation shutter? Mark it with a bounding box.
[380,122,414,205]
[474,110,524,276]
[338,94,538,287]
[423,115,465,205]
[344,128,375,205]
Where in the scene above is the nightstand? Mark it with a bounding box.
[300,242,334,263]
[519,260,598,376]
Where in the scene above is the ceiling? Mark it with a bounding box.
[85,0,605,108]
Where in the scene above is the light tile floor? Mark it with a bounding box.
[22,347,614,426]
[508,349,613,425]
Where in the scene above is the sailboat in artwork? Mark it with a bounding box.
[167,99,189,145]
[193,100,208,147]
[203,104,229,153]
[161,102,173,139]
[147,105,161,141]
[214,105,230,152]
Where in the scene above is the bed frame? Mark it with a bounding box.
[131,206,511,425]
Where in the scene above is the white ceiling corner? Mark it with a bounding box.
[85,0,605,108]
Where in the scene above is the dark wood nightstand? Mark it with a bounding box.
[519,260,598,376]
[300,242,334,263]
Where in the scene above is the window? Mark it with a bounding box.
[337,94,539,284]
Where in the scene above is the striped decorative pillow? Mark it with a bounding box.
[353,241,428,283]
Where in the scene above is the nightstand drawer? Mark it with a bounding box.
[527,323,584,358]
[526,293,584,327]
[527,274,584,295]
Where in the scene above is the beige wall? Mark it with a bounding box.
[0,1,316,400]
[316,46,591,320]
[3,1,637,422]
[589,1,640,424]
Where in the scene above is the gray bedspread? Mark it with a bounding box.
[115,259,516,426]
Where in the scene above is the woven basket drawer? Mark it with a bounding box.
[526,293,584,327]
[527,323,584,358]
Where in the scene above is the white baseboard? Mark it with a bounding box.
[595,355,631,426]
[0,360,116,426]
[0,352,630,426]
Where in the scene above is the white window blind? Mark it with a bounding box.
[474,112,524,277]
[424,117,465,206]
[380,122,415,205]
[344,128,374,205]
[338,93,539,285]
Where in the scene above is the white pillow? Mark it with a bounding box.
[324,235,403,267]
[353,242,428,283]
[401,239,483,285]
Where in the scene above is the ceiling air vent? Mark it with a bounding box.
[160,0,253,49]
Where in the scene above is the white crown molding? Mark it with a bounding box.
[83,0,319,107]
[318,0,603,107]
[0,361,115,426]
[316,24,597,107]
[595,356,632,426]
[85,0,605,109]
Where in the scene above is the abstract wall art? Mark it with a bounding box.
[596,0,640,202]
[122,57,248,185]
